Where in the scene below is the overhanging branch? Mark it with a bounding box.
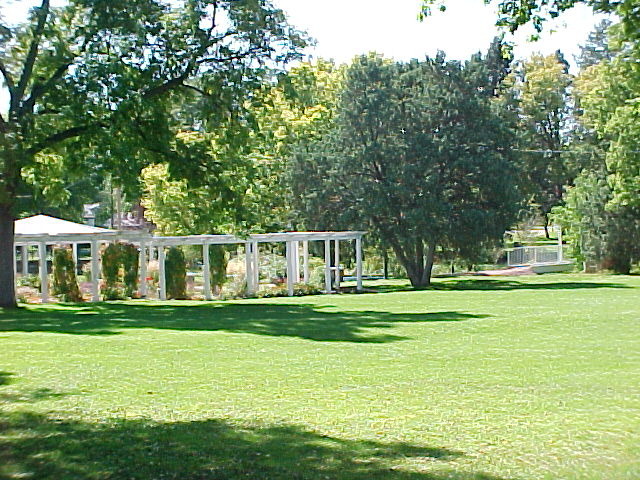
[0,59,15,92]
[13,0,51,112]
[27,122,105,154]
[20,61,72,118]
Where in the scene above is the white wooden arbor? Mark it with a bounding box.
[13,216,365,303]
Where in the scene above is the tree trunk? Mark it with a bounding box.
[0,203,17,308]
[382,248,388,279]
[387,236,435,289]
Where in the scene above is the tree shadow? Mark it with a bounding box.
[0,371,13,386]
[0,410,513,480]
[370,278,632,293]
[0,303,487,342]
[431,278,632,291]
[0,387,72,404]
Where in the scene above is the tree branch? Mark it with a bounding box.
[27,122,104,155]
[13,0,50,113]
[0,59,15,92]
[19,61,72,118]
[142,73,190,99]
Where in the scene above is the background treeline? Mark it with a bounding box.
[6,3,639,294]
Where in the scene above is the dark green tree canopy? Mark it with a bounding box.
[290,49,522,287]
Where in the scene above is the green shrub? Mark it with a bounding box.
[120,243,139,297]
[16,274,40,289]
[101,242,139,300]
[209,244,228,295]
[52,247,82,302]
[166,247,187,299]
[258,283,323,298]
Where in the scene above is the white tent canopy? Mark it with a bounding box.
[15,214,115,235]
[13,214,365,303]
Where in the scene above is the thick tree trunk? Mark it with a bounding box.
[0,203,17,308]
[386,234,435,288]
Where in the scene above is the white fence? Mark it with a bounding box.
[507,245,565,266]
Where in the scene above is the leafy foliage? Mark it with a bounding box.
[165,246,187,300]
[101,242,139,300]
[290,50,522,287]
[505,53,575,233]
[209,244,228,295]
[52,247,82,302]
[0,0,305,307]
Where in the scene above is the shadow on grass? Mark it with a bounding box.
[0,410,511,480]
[0,387,72,404]
[0,371,13,386]
[0,304,486,342]
[371,278,631,294]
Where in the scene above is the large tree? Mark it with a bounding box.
[506,52,575,235]
[557,33,640,273]
[0,0,304,307]
[290,52,522,287]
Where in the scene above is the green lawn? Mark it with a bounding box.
[1,274,639,480]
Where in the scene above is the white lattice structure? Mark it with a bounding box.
[13,215,365,303]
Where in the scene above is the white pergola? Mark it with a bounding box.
[13,215,365,303]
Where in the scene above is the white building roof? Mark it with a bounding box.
[15,214,115,235]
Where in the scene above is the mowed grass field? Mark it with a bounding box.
[0,274,638,480]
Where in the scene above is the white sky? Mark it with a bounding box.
[272,0,607,67]
[1,0,607,112]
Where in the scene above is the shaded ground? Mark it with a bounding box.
[0,406,511,480]
[0,302,484,341]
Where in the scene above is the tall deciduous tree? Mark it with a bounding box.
[290,52,522,287]
[507,52,574,235]
[0,0,304,307]
[559,34,640,273]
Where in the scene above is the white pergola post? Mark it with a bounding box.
[324,239,332,294]
[356,237,363,292]
[245,242,255,295]
[38,242,48,303]
[13,243,17,276]
[252,241,259,292]
[71,242,78,271]
[21,245,28,275]
[158,245,166,301]
[286,241,295,296]
[334,239,340,290]
[139,239,147,297]
[203,242,212,300]
[557,227,563,262]
[291,240,300,283]
[90,240,100,302]
[302,240,309,284]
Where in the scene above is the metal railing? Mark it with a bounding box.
[507,245,566,266]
